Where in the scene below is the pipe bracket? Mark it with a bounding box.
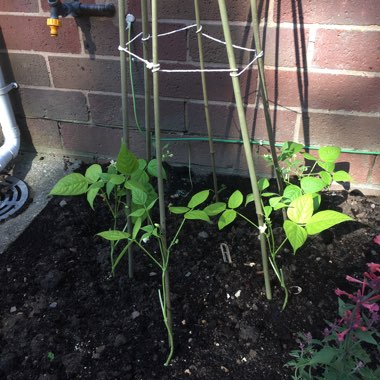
[0,82,18,96]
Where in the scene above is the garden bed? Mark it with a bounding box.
[0,167,379,379]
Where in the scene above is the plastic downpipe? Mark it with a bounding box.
[0,66,20,171]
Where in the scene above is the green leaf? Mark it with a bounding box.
[218,209,237,230]
[146,197,158,210]
[131,188,147,205]
[283,184,303,202]
[147,159,167,180]
[306,210,352,235]
[312,193,321,211]
[258,178,270,191]
[116,143,139,175]
[301,177,326,194]
[131,169,149,184]
[203,202,226,216]
[261,192,278,197]
[128,208,146,218]
[184,210,210,222]
[138,159,147,170]
[49,173,88,196]
[354,329,378,345]
[85,164,102,183]
[284,220,307,253]
[169,206,190,214]
[264,205,272,219]
[97,230,130,241]
[269,196,283,208]
[317,160,335,173]
[109,174,125,185]
[287,194,314,224]
[302,152,317,161]
[106,181,115,198]
[333,170,352,182]
[187,190,210,208]
[309,347,336,365]
[228,190,243,209]
[87,181,103,209]
[319,171,332,186]
[318,146,341,163]
[245,193,254,206]
[132,217,142,239]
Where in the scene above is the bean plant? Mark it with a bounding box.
[176,142,353,308]
[50,143,210,366]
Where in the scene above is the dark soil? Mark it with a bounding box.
[1,167,379,379]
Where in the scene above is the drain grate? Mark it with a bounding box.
[0,176,29,221]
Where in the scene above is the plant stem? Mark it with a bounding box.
[152,0,173,357]
[141,0,152,161]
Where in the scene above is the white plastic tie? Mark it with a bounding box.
[141,34,151,42]
[196,25,203,34]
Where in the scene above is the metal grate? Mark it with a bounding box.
[0,176,29,221]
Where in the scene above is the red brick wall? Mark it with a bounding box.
[0,0,379,191]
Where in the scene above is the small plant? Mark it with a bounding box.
[50,143,210,366]
[47,351,55,362]
[286,263,380,380]
[264,141,352,189]
[187,143,353,308]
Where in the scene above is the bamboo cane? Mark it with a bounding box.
[151,0,173,335]
[250,0,283,195]
[217,0,272,300]
[118,0,134,278]
[141,0,152,161]
[193,0,219,201]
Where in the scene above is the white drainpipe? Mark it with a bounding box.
[0,65,20,171]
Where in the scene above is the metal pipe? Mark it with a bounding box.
[0,66,20,171]
[194,0,219,200]
[217,0,272,300]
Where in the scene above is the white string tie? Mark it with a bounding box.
[119,24,262,76]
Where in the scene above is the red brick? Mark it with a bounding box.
[337,153,372,183]
[0,53,50,87]
[89,93,185,131]
[0,0,38,12]
[274,0,380,26]
[14,88,88,122]
[370,156,380,184]
[60,123,146,158]
[312,30,380,72]
[299,113,380,151]
[0,15,81,54]
[265,70,380,112]
[189,25,308,68]
[157,0,268,22]
[187,102,296,141]
[49,57,121,92]
[18,118,62,151]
